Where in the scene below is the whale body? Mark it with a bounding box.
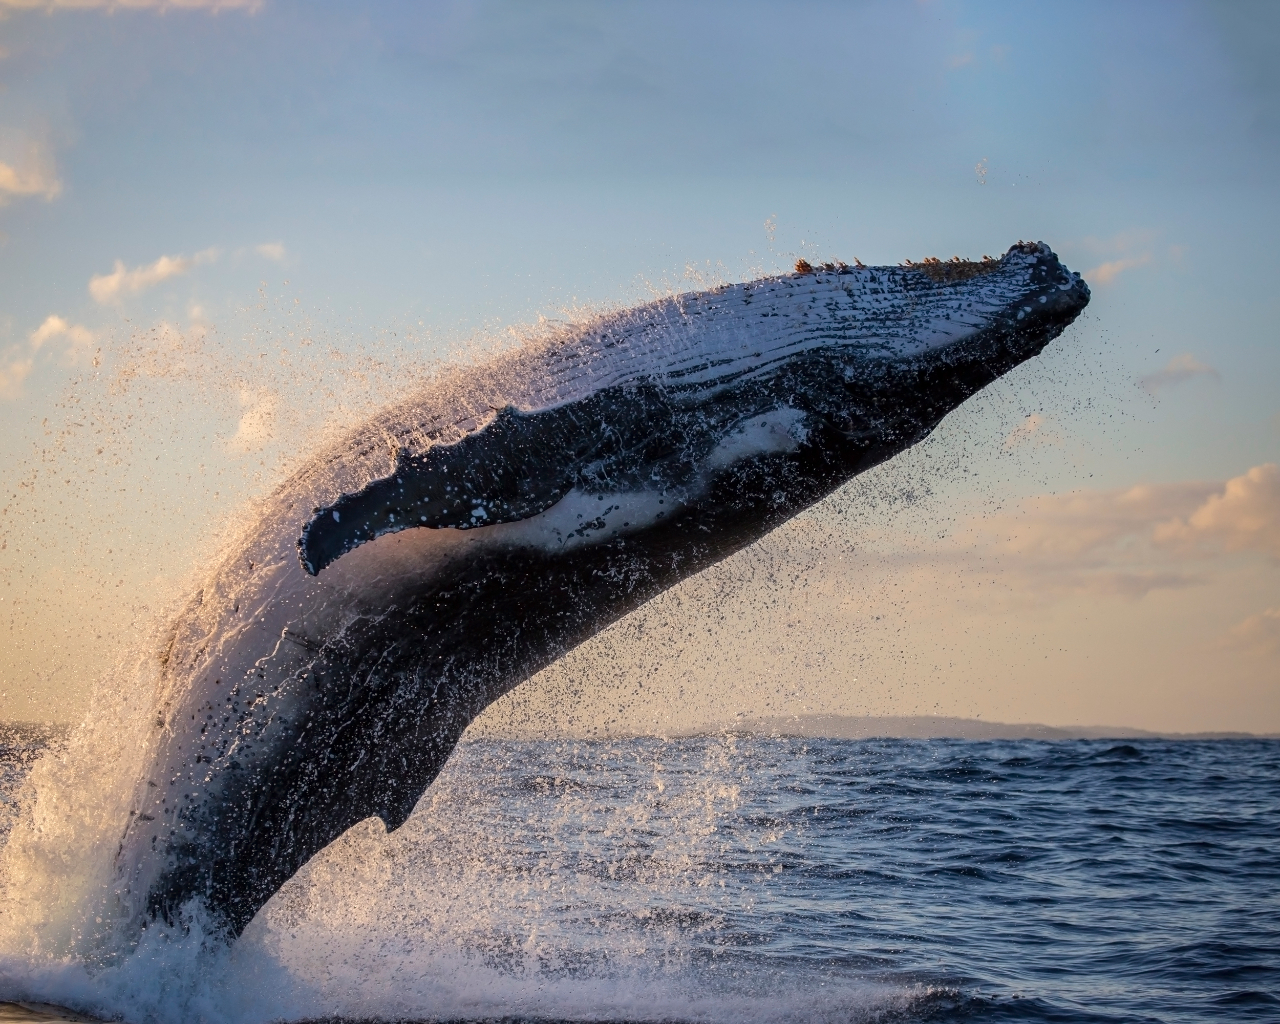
[113,243,1089,941]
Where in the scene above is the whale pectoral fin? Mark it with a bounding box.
[298,406,584,575]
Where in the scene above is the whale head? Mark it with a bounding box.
[298,241,1089,576]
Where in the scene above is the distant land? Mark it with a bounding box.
[470,712,1277,742]
[3,716,1277,748]
[714,714,1278,742]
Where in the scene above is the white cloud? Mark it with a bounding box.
[990,480,1214,560]
[29,313,93,358]
[255,241,285,262]
[1078,229,1158,256]
[224,388,276,452]
[0,0,260,11]
[0,314,97,399]
[0,140,61,204]
[1085,252,1151,286]
[954,466,1279,601]
[1139,353,1219,395]
[89,248,217,304]
[1154,463,1280,558]
[0,346,34,399]
[1002,412,1059,450]
[1226,607,1280,657]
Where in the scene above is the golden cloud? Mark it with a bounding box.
[0,140,61,205]
[0,346,34,399]
[1154,463,1280,558]
[1139,353,1219,395]
[89,248,217,303]
[254,241,285,262]
[223,388,277,453]
[0,314,97,399]
[30,314,94,356]
[1085,252,1150,286]
[947,465,1280,601]
[1226,607,1280,657]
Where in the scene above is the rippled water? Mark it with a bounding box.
[1,732,1277,1024]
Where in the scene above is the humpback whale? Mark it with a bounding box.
[113,243,1089,942]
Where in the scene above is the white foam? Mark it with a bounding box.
[1,738,928,1024]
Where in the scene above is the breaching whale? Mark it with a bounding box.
[113,243,1089,942]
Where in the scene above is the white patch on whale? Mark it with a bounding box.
[494,406,810,552]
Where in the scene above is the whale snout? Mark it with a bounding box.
[1021,241,1089,311]
[993,243,1090,341]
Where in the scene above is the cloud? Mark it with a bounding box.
[224,389,276,452]
[0,140,61,204]
[1085,252,1151,286]
[956,467,1279,601]
[89,248,217,303]
[1154,463,1280,558]
[255,241,285,262]
[0,0,260,11]
[1139,353,1219,394]
[0,314,97,399]
[0,346,34,399]
[30,314,95,363]
[1225,607,1280,657]
[1002,412,1059,450]
[1077,229,1158,256]
[992,480,1214,560]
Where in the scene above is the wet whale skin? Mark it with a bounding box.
[114,243,1090,940]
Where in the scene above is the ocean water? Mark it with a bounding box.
[0,731,1276,1024]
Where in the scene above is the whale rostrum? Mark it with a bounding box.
[114,244,1089,941]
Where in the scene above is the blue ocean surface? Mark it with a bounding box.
[0,732,1276,1024]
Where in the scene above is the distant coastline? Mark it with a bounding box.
[3,716,1277,747]
[712,714,1278,742]
[469,713,1279,743]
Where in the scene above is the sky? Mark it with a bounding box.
[0,0,1276,733]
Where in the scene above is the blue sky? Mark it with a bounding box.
[0,0,1276,731]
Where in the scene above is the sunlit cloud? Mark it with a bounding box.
[1078,228,1159,255]
[224,388,277,452]
[1154,463,1280,558]
[0,314,97,398]
[991,480,1214,560]
[0,140,61,204]
[1002,412,1059,450]
[89,248,217,303]
[30,314,95,364]
[1225,607,1280,657]
[944,465,1279,601]
[0,0,261,11]
[255,241,285,262]
[1086,252,1151,286]
[1139,353,1219,395]
[0,346,34,399]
